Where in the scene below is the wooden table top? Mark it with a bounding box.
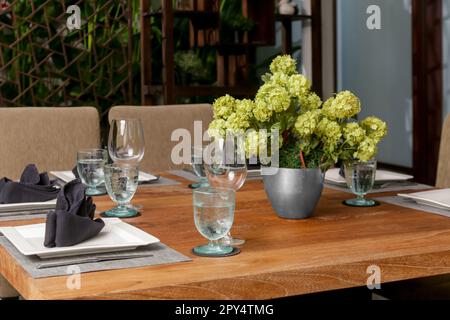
[1,174,450,300]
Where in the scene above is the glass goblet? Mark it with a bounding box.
[108,118,145,212]
[103,163,139,218]
[193,187,235,256]
[108,119,145,165]
[343,159,378,207]
[189,146,209,189]
[204,141,247,246]
[77,149,108,196]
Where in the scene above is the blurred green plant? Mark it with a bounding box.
[229,15,255,32]
[0,0,141,116]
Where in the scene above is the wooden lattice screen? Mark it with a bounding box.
[0,0,140,113]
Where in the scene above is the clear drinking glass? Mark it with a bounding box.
[344,159,378,207]
[108,119,145,165]
[189,146,209,189]
[77,149,108,196]
[193,187,235,256]
[204,139,247,246]
[103,164,139,218]
[108,119,145,212]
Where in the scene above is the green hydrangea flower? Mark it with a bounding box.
[343,122,366,147]
[225,112,250,133]
[235,99,255,120]
[269,55,297,76]
[317,118,342,145]
[294,110,321,138]
[208,118,227,137]
[253,99,273,123]
[212,94,236,119]
[299,92,322,111]
[288,74,311,98]
[360,116,387,142]
[355,137,377,162]
[270,72,290,88]
[323,91,361,120]
[245,130,263,159]
[257,83,291,113]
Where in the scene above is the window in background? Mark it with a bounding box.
[337,0,413,169]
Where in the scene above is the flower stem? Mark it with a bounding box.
[299,150,307,169]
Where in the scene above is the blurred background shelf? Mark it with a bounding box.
[141,0,322,104]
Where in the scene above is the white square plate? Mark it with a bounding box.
[50,171,158,183]
[0,218,160,259]
[325,168,413,185]
[0,199,57,214]
[398,189,450,210]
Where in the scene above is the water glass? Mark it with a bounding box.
[108,119,145,165]
[77,149,108,196]
[103,164,139,218]
[343,159,378,207]
[193,187,235,256]
[204,139,247,246]
[189,146,209,189]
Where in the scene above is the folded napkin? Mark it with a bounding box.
[44,180,105,248]
[0,164,59,204]
[72,166,80,180]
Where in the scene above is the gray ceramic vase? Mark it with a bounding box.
[262,167,324,219]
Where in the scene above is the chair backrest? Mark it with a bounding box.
[0,107,100,180]
[437,115,450,187]
[109,104,213,172]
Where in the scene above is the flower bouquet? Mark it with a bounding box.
[208,55,387,218]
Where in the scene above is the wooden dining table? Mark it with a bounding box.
[1,173,450,300]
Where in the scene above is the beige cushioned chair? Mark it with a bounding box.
[109,104,213,172]
[0,107,100,299]
[436,114,450,188]
[0,107,101,180]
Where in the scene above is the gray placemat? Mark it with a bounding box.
[325,182,433,194]
[140,176,181,187]
[168,169,199,182]
[0,236,191,279]
[0,213,47,222]
[376,196,450,218]
[169,169,262,182]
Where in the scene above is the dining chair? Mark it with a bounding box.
[377,115,450,300]
[108,104,213,172]
[436,114,450,188]
[0,107,101,180]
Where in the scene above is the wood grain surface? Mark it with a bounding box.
[1,174,450,300]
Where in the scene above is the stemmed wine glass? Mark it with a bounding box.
[108,119,145,216]
[108,119,145,165]
[189,145,209,189]
[204,138,247,246]
[343,159,379,207]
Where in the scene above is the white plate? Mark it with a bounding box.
[0,218,160,258]
[325,168,413,185]
[50,171,159,183]
[0,199,57,214]
[398,189,450,210]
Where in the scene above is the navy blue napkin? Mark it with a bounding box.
[0,164,59,204]
[44,180,105,248]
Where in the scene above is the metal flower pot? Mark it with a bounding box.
[262,167,324,219]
